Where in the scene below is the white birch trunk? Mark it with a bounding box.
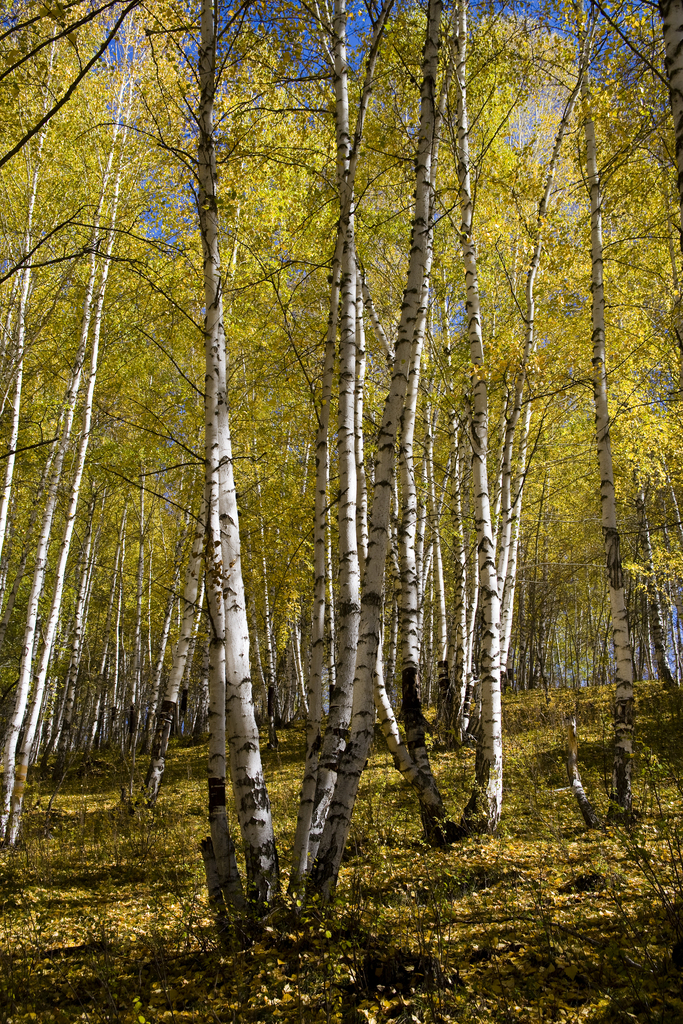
[636,483,674,687]
[0,95,50,573]
[373,627,454,840]
[584,74,634,816]
[248,588,268,720]
[360,268,392,361]
[566,717,601,829]
[256,489,279,751]
[198,0,277,908]
[355,269,369,577]
[146,497,206,803]
[308,0,361,869]
[499,394,532,667]
[454,0,502,832]
[0,416,61,660]
[307,0,394,870]
[127,478,146,785]
[289,244,338,890]
[292,619,308,715]
[311,0,443,896]
[0,204,109,830]
[395,55,451,767]
[398,326,425,695]
[51,502,96,785]
[4,152,124,831]
[427,410,448,663]
[141,520,188,754]
[496,72,585,612]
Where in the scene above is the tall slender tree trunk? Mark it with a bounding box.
[325,521,337,703]
[145,497,206,803]
[126,477,146,801]
[307,0,394,872]
[311,0,443,897]
[141,520,188,754]
[426,409,448,709]
[0,85,51,574]
[52,504,97,784]
[197,0,277,910]
[496,69,586,677]
[583,73,634,817]
[499,400,532,678]
[454,0,502,833]
[308,0,362,870]
[398,316,426,749]
[197,13,244,909]
[636,483,674,687]
[0,217,108,830]
[355,268,369,577]
[4,148,124,836]
[255,488,279,751]
[289,243,338,890]
[0,418,61,660]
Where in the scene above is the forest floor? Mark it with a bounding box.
[1,681,682,1024]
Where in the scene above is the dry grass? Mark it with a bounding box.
[1,681,682,1023]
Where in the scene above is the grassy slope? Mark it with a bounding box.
[1,681,683,1024]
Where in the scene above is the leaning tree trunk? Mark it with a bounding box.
[311,0,443,898]
[373,625,455,842]
[4,150,124,838]
[566,716,602,829]
[307,0,393,873]
[0,222,105,831]
[584,73,634,817]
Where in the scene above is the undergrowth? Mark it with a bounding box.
[1,681,682,1023]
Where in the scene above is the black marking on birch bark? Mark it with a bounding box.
[208,777,226,813]
[603,527,624,590]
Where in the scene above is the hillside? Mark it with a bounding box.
[1,681,682,1024]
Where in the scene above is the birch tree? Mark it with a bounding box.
[306,0,394,874]
[583,70,634,817]
[453,0,502,834]
[311,0,444,896]
[196,0,277,908]
[145,496,206,804]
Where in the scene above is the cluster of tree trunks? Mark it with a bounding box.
[1,0,683,924]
